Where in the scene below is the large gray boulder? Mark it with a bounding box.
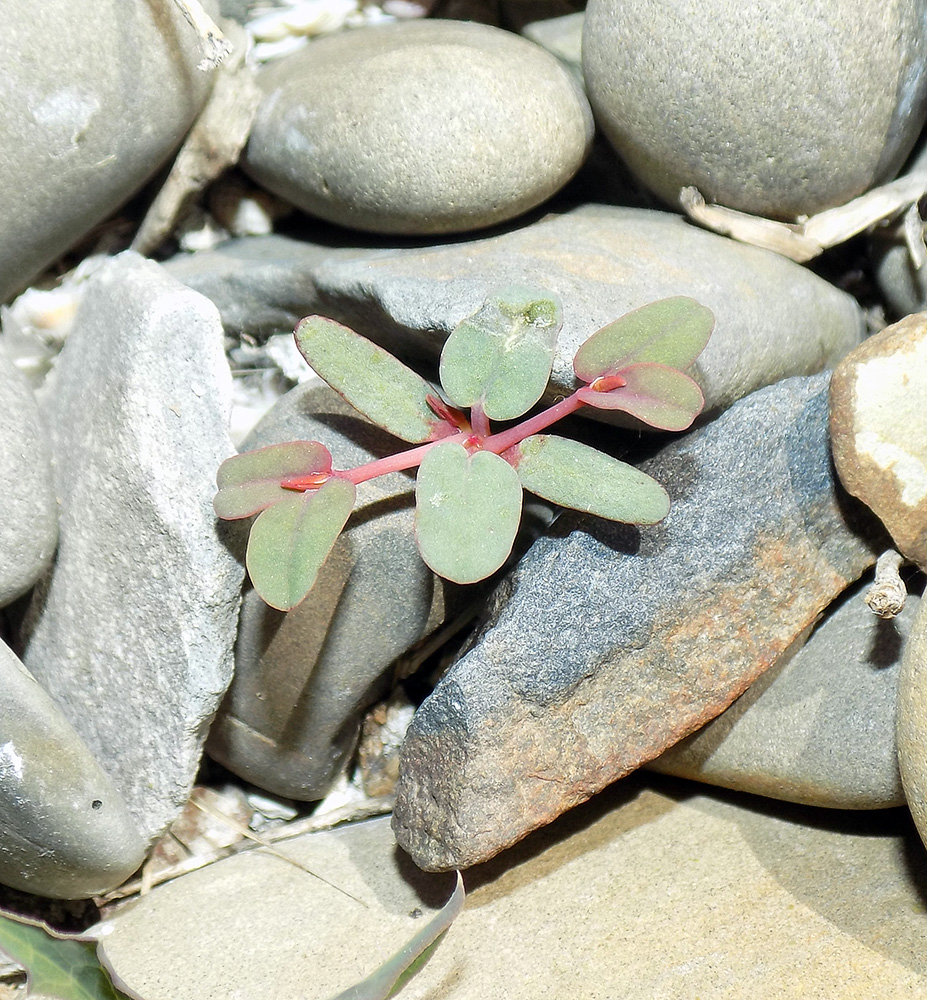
[20,253,243,843]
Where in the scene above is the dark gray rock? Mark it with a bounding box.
[582,0,927,219]
[20,253,242,843]
[243,20,593,234]
[392,373,883,870]
[311,204,863,423]
[162,234,381,339]
[207,382,466,800]
[0,637,145,899]
[0,0,215,302]
[0,351,57,607]
[649,584,914,810]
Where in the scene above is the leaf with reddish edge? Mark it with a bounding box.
[214,441,333,519]
[506,434,670,523]
[573,296,714,382]
[577,363,705,431]
[295,316,452,443]
[246,476,356,611]
[439,287,562,422]
[415,442,522,583]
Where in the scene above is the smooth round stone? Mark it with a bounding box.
[0,352,57,607]
[243,20,594,235]
[0,639,145,899]
[898,594,927,852]
[582,0,927,219]
[0,0,215,301]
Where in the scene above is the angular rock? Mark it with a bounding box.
[0,351,57,607]
[0,638,145,899]
[522,11,585,82]
[311,204,863,421]
[207,383,465,800]
[243,20,594,234]
[20,252,242,843]
[0,0,215,301]
[649,583,914,810]
[830,312,927,571]
[97,777,927,999]
[393,374,883,870]
[582,0,927,219]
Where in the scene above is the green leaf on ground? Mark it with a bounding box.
[508,434,670,523]
[0,912,125,1000]
[246,476,356,610]
[295,316,446,443]
[439,287,562,421]
[214,441,333,519]
[329,872,465,1000]
[573,297,714,381]
[577,363,705,431]
[415,442,522,583]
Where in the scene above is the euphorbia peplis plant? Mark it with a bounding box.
[214,288,714,611]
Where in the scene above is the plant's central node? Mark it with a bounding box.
[281,472,330,492]
[590,373,628,393]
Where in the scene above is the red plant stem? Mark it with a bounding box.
[335,389,590,487]
[470,403,491,439]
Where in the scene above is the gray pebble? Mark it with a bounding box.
[0,638,145,899]
[243,20,593,234]
[582,0,927,218]
[0,0,215,301]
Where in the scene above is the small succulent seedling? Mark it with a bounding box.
[215,288,714,610]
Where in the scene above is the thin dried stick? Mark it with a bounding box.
[865,549,907,618]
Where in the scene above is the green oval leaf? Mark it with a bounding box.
[295,316,446,443]
[214,441,333,519]
[508,434,670,524]
[439,287,562,422]
[246,477,356,610]
[415,442,522,583]
[577,363,705,431]
[0,912,125,1000]
[573,297,714,382]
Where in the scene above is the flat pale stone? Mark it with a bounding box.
[392,374,883,870]
[311,203,863,422]
[20,253,243,843]
[243,20,593,234]
[830,311,927,570]
[0,638,144,899]
[650,584,913,809]
[96,776,927,999]
[582,0,927,219]
[0,351,57,607]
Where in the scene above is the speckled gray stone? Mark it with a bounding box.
[311,204,864,422]
[0,351,57,607]
[207,382,463,801]
[20,253,242,844]
[0,638,145,899]
[392,374,883,870]
[582,0,927,219]
[649,584,914,809]
[0,0,215,302]
[243,20,593,234]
